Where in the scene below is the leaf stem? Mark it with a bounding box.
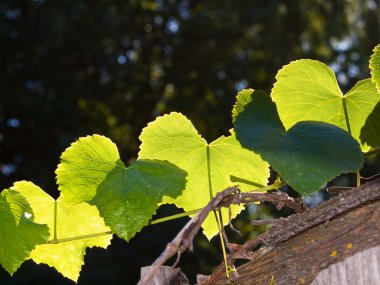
[148,208,201,225]
[46,181,285,244]
[47,209,201,244]
[206,145,214,200]
[215,210,229,278]
[260,180,286,191]
[48,231,113,244]
[342,97,352,135]
[53,201,57,240]
[356,172,361,187]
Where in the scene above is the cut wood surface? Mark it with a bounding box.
[208,179,380,285]
[311,246,380,285]
[140,266,190,285]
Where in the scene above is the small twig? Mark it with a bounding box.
[137,186,239,285]
[227,206,241,235]
[361,172,380,183]
[326,186,353,193]
[220,221,233,253]
[326,173,380,193]
[201,245,270,285]
[138,186,305,285]
[172,251,181,269]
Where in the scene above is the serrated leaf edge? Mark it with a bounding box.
[370,44,380,92]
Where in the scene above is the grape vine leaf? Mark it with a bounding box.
[234,90,363,196]
[271,59,380,151]
[0,189,49,275]
[370,44,380,91]
[232,89,253,122]
[11,181,111,282]
[360,102,380,148]
[56,135,187,241]
[138,112,269,239]
[363,44,380,148]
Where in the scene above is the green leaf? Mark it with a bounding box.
[12,181,112,282]
[363,44,380,148]
[0,189,49,275]
[271,59,380,151]
[232,89,255,122]
[138,112,269,239]
[56,135,187,241]
[234,90,363,196]
[360,102,380,148]
[370,44,380,91]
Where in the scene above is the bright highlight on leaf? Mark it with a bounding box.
[0,189,49,275]
[138,112,269,239]
[232,89,254,122]
[370,44,380,91]
[271,59,380,151]
[11,181,111,282]
[234,90,363,196]
[56,135,187,241]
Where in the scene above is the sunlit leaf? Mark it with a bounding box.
[271,60,380,151]
[12,181,112,282]
[139,112,269,239]
[0,189,49,275]
[56,135,187,241]
[370,44,380,91]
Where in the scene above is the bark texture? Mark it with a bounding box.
[209,179,380,285]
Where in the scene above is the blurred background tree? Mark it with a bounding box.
[1,0,379,284]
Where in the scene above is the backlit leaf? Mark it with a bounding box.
[0,189,49,275]
[271,60,380,150]
[370,44,380,91]
[56,135,187,241]
[138,112,269,239]
[12,181,111,282]
[234,90,363,195]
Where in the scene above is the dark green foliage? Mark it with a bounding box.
[234,90,363,195]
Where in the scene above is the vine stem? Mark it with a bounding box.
[53,201,57,240]
[342,97,352,135]
[47,208,201,244]
[358,148,380,186]
[48,231,113,244]
[47,181,285,244]
[215,209,229,278]
[148,208,200,225]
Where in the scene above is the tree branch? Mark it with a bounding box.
[137,186,305,285]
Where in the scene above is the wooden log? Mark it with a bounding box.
[210,180,380,285]
[311,246,380,285]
